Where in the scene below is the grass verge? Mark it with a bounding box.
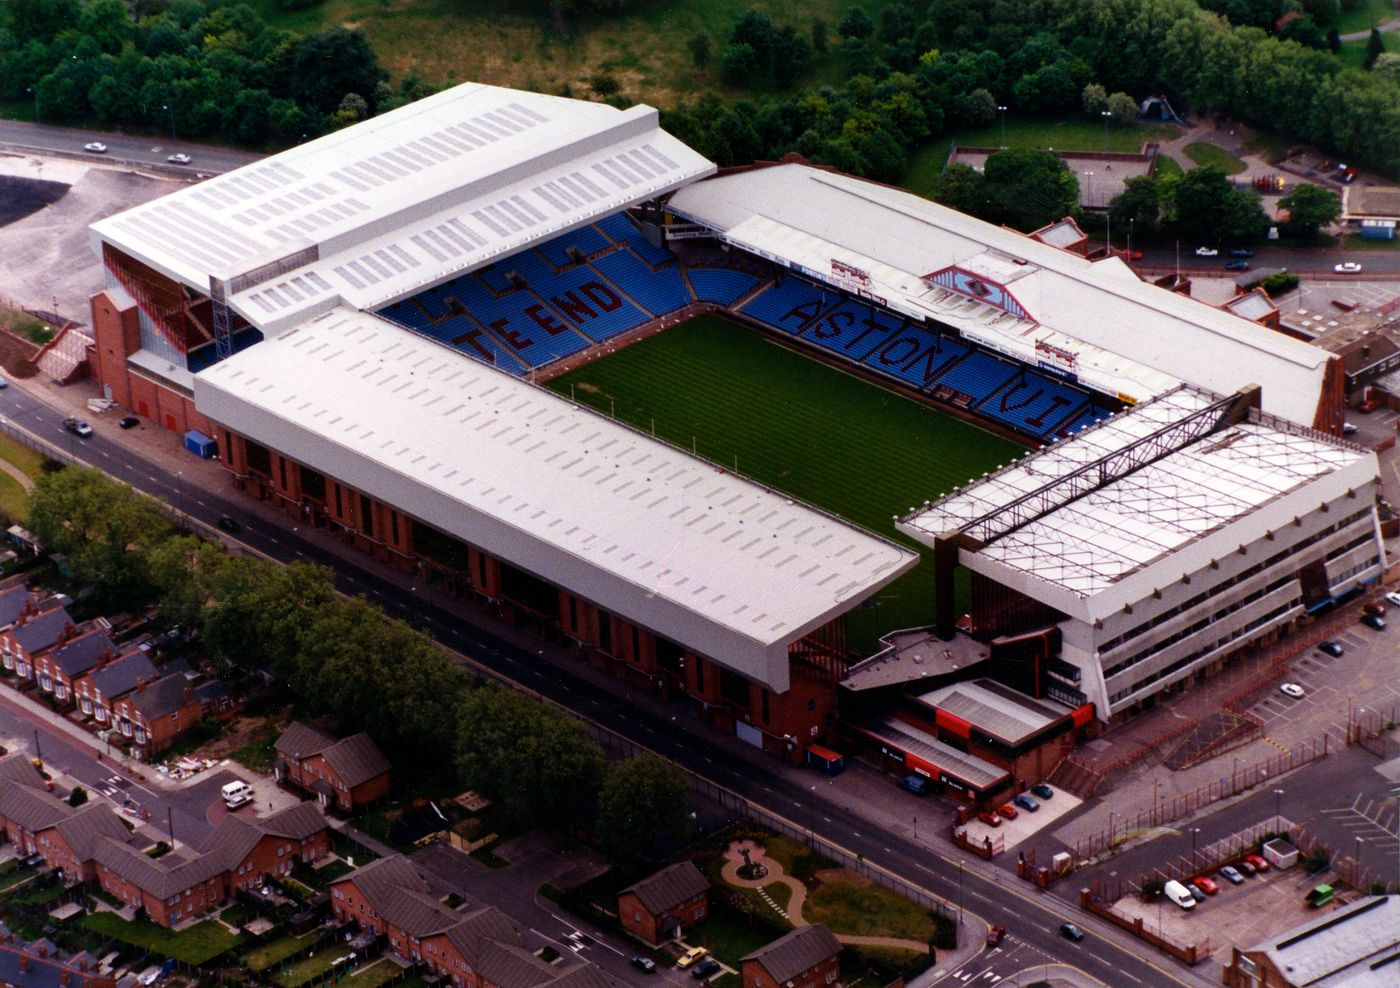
[81,913,245,965]
[804,879,934,943]
[229,723,281,772]
[244,933,312,973]
[1183,142,1247,174]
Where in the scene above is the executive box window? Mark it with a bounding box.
[299,465,327,502]
[245,440,272,476]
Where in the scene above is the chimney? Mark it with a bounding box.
[61,623,77,643]
[1362,344,1371,358]
[18,954,28,971]
[37,942,48,957]
[137,678,148,692]
[60,970,71,986]
[183,687,193,704]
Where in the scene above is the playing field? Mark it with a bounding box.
[546,316,1022,652]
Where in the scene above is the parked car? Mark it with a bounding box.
[1235,859,1256,876]
[83,142,108,153]
[1060,922,1085,942]
[996,803,1018,820]
[1342,422,1358,435]
[1363,602,1386,617]
[1195,246,1218,257]
[977,810,1002,827]
[1358,397,1383,413]
[0,376,7,389]
[1334,261,1362,274]
[1243,854,1270,872]
[167,153,192,164]
[1230,248,1255,258]
[1030,783,1054,800]
[1223,260,1250,271]
[1163,880,1197,910]
[899,774,932,796]
[62,417,93,438]
[691,958,721,980]
[676,947,708,970]
[1280,683,1305,699]
[1361,613,1386,631]
[1012,793,1040,812]
[1187,884,1206,903]
[220,780,254,809]
[986,924,1006,947]
[118,415,140,429]
[1318,641,1344,657]
[630,956,656,974]
[1191,875,1220,895]
[1220,865,1244,885]
[1386,591,1400,607]
[1124,250,1144,260]
[216,516,242,534]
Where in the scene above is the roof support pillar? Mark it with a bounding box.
[934,535,958,641]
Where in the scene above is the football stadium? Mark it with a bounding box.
[87,82,1383,785]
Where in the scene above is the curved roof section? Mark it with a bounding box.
[668,163,1332,425]
[90,83,714,335]
[194,307,918,691]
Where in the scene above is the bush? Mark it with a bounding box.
[931,909,957,949]
[1305,849,1330,873]
[589,74,621,97]
[68,785,87,807]
[1260,273,1300,297]
[1141,877,1164,898]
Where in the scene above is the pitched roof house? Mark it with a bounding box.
[275,722,392,811]
[109,673,204,755]
[73,650,158,724]
[617,861,709,946]
[741,924,842,988]
[32,629,115,705]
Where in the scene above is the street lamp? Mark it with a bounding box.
[957,858,964,924]
[912,815,918,839]
[1190,827,1200,862]
[1273,788,1284,829]
[996,105,1008,147]
[162,102,176,141]
[1101,109,1111,151]
[27,86,40,126]
[1083,171,1094,211]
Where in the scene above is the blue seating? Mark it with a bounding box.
[596,213,638,243]
[596,212,675,266]
[385,309,528,375]
[861,326,969,389]
[978,374,1095,438]
[1050,402,1114,439]
[802,301,907,363]
[535,225,612,267]
[474,265,513,295]
[593,251,691,316]
[688,268,760,307]
[738,277,836,334]
[933,351,1020,402]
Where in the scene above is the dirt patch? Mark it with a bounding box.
[574,381,602,394]
[0,314,41,379]
[0,175,70,227]
[189,715,282,761]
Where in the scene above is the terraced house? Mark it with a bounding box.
[274,722,392,811]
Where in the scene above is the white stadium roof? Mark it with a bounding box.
[195,307,919,691]
[899,385,1376,622]
[90,83,713,335]
[667,163,1334,425]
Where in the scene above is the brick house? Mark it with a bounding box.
[741,924,842,988]
[211,802,330,893]
[0,582,39,632]
[91,839,229,927]
[72,651,158,726]
[331,855,611,986]
[0,783,70,856]
[0,932,116,988]
[34,804,133,884]
[0,606,75,683]
[274,722,391,811]
[109,673,203,756]
[0,751,51,793]
[617,861,709,946]
[31,629,116,707]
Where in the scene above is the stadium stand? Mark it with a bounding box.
[473,265,514,296]
[536,224,612,267]
[931,350,1020,404]
[737,276,837,334]
[688,268,761,307]
[978,373,1100,437]
[593,250,691,316]
[392,308,528,375]
[862,325,969,391]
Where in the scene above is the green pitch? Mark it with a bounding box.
[547,315,1022,652]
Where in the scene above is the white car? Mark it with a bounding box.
[1279,683,1305,699]
[1195,247,1218,257]
[1334,262,1362,274]
[83,142,108,153]
[167,153,191,164]
[1386,591,1400,607]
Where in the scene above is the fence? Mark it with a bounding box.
[1080,881,1210,965]
[1288,827,1395,896]
[1066,732,1338,862]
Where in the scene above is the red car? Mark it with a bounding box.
[977,810,1001,827]
[1243,854,1270,872]
[986,924,1006,947]
[1359,398,1383,413]
[1363,602,1386,617]
[996,803,1019,820]
[1191,876,1219,895]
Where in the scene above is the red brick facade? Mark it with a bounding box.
[110,681,203,756]
[277,752,391,812]
[225,829,330,893]
[94,863,225,928]
[743,952,841,988]
[617,888,708,946]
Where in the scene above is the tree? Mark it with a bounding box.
[1109,174,1162,239]
[1364,27,1384,69]
[1373,53,1400,83]
[837,7,874,41]
[201,558,336,676]
[330,91,368,129]
[811,18,828,54]
[1279,182,1341,238]
[934,163,989,218]
[772,24,815,87]
[1106,91,1138,124]
[283,27,384,117]
[686,32,711,69]
[983,148,1080,231]
[1081,82,1108,115]
[596,754,691,863]
[721,42,761,85]
[68,785,88,807]
[1167,165,1268,243]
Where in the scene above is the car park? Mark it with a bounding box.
[1243,854,1270,872]
[899,774,932,796]
[1280,682,1305,699]
[691,958,721,980]
[977,810,1001,827]
[1060,922,1085,942]
[1235,859,1256,875]
[630,956,656,974]
[62,417,93,438]
[1318,640,1343,657]
[996,803,1018,820]
[1386,591,1400,607]
[1012,793,1039,812]
[1187,884,1206,903]
[1224,260,1250,271]
[986,924,1006,947]
[1164,880,1197,910]
[167,153,192,164]
[1220,865,1244,885]
[1359,398,1384,412]
[1361,613,1386,631]
[1334,261,1362,274]
[1030,783,1054,799]
[1195,246,1218,257]
[118,416,140,429]
[1192,875,1219,895]
[83,142,107,153]
[676,947,708,970]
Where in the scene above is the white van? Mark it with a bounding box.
[221,781,254,809]
[1163,879,1196,910]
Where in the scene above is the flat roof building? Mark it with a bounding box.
[1224,894,1400,987]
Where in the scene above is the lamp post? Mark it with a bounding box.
[162,102,176,141]
[28,86,40,126]
[1128,217,1134,257]
[957,858,964,924]
[1084,171,1094,211]
[1101,109,1111,151]
[913,815,918,839]
[997,105,1008,147]
[1190,827,1200,863]
[1273,788,1284,829]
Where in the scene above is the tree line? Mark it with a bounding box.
[26,466,691,863]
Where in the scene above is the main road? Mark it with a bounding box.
[0,380,1213,988]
